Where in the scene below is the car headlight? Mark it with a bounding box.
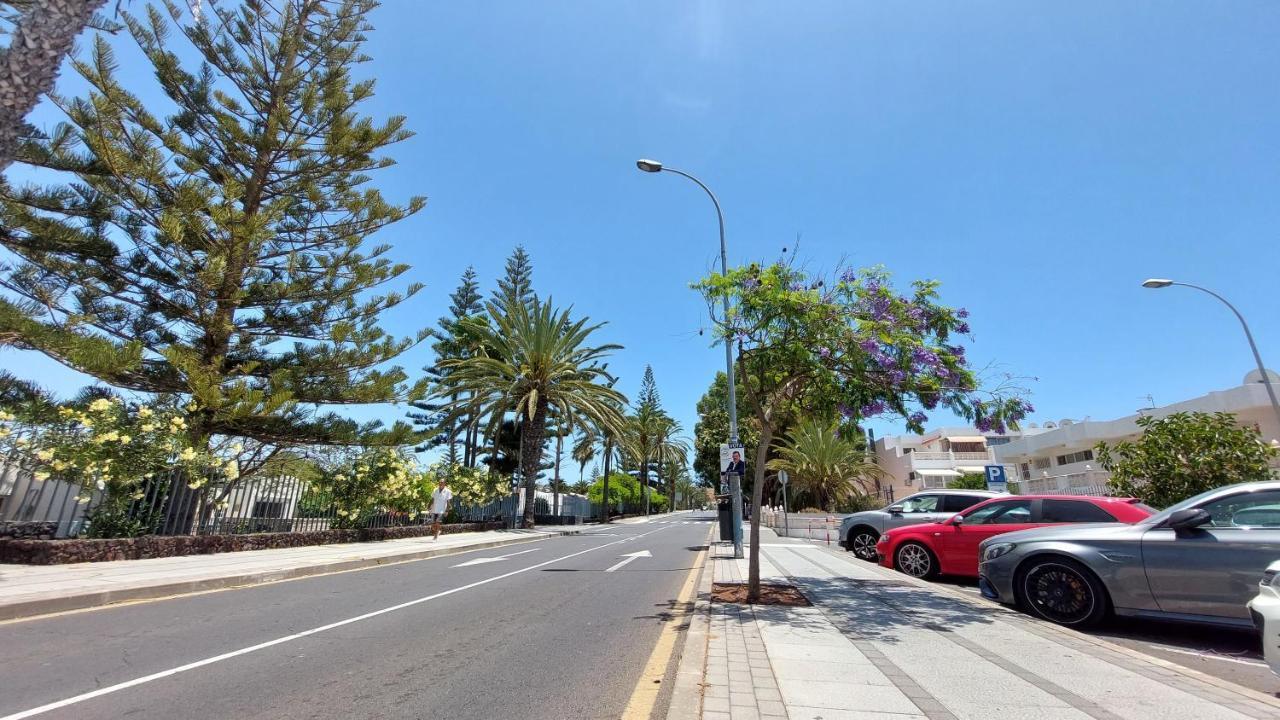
[1262,569,1279,587]
[983,542,1016,561]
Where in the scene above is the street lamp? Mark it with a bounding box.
[1141,278,1280,429]
[636,158,743,558]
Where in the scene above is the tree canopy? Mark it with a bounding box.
[1098,411,1278,508]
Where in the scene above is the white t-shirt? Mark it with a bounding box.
[431,487,453,514]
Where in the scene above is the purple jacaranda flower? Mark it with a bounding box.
[945,344,967,359]
[956,308,970,319]
[975,417,993,433]
[1024,402,1035,414]
[888,369,907,385]
[839,268,857,283]
[921,395,939,410]
[864,279,881,295]
[956,322,971,335]
[911,347,938,367]
[992,421,1008,435]
[859,339,879,354]
[837,403,854,418]
[907,306,925,323]
[861,400,887,417]
[819,346,831,358]
[908,411,928,426]
[742,278,760,290]
[789,281,804,291]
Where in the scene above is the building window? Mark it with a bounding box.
[1033,458,1051,471]
[986,437,1012,446]
[1020,463,1030,480]
[1055,449,1095,466]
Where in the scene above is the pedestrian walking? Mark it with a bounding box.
[431,477,453,540]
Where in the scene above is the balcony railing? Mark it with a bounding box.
[908,450,996,463]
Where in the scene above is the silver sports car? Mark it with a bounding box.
[978,480,1280,628]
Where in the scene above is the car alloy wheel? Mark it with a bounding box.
[896,542,936,579]
[851,531,879,561]
[1021,560,1105,627]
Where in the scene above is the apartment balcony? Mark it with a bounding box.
[908,450,999,472]
[1020,470,1113,496]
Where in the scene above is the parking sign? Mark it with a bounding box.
[984,465,1008,493]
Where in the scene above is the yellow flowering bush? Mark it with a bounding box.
[313,448,421,529]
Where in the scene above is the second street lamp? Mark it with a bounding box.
[1142,278,1280,429]
[636,158,743,558]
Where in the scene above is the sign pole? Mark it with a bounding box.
[729,473,743,558]
[780,470,790,539]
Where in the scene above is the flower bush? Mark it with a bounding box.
[312,448,421,529]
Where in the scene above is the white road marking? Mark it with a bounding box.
[0,526,673,720]
[451,548,540,568]
[1140,643,1269,668]
[605,550,652,573]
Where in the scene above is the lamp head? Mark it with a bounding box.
[636,159,663,173]
[1142,278,1174,289]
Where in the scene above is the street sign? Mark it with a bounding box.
[984,465,1008,493]
[778,470,788,486]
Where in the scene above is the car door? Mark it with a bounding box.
[885,494,949,530]
[1141,489,1280,621]
[937,499,1034,575]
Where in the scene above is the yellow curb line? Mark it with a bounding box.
[621,528,710,719]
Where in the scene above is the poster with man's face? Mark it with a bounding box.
[719,444,747,476]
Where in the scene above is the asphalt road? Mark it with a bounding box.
[828,543,1280,696]
[0,513,714,720]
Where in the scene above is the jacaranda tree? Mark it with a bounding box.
[695,259,1031,601]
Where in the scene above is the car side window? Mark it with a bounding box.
[898,495,940,513]
[943,495,986,513]
[965,499,1032,525]
[1199,491,1280,528]
[1041,500,1117,523]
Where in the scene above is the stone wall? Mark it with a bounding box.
[0,521,58,540]
[0,521,504,565]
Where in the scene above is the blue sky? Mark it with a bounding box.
[7,1,1280,456]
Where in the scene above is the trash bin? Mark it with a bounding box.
[717,496,734,541]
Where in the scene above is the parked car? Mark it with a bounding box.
[839,489,1003,561]
[877,495,1153,580]
[1248,560,1280,678]
[978,480,1280,628]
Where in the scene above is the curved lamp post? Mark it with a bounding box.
[637,158,742,558]
[1142,278,1280,429]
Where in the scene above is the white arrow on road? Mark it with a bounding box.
[605,550,651,573]
[451,548,539,568]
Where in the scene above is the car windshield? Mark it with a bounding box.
[1139,482,1266,524]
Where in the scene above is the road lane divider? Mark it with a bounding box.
[0,525,674,720]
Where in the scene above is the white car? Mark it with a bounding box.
[1248,559,1280,676]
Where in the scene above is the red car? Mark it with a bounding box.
[875,495,1154,580]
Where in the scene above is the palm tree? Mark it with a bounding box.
[435,300,627,528]
[572,431,595,484]
[766,418,888,511]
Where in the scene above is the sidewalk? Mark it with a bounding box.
[0,526,584,621]
[686,527,1280,720]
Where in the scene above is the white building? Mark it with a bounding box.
[872,425,1050,500]
[995,371,1280,495]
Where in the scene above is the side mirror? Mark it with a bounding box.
[948,514,965,526]
[1166,508,1211,533]
[887,506,903,515]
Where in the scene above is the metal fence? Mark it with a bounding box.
[0,464,601,539]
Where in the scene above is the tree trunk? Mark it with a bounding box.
[642,452,649,516]
[602,438,612,523]
[553,433,563,516]
[0,0,107,173]
[520,402,547,528]
[747,425,773,602]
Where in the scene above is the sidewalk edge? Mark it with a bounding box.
[0,529,582,623]
[665,531,716,720]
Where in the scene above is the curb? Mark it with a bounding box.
[0,529,584,622]
[807,541,1280,712]
[665,530,715,720]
